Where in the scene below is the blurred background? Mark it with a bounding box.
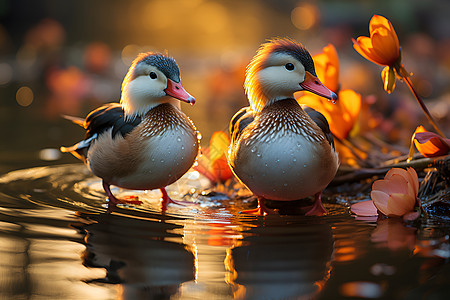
[1,0,449,173]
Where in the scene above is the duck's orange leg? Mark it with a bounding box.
[305,192,327,216]
[103,181,143,212]
[160,187,194,212]
[240,197,277,216]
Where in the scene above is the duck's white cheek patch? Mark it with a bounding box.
[127,77,165,99]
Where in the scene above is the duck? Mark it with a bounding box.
[61,52,199,212]
[228,38,339,216]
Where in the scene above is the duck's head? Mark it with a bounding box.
[244,38,337,114]
[120,52,195,118]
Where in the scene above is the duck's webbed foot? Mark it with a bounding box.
[160,187,195,212]
[240,197,277,216]
[102,181,143,213]
[305,192,327,216]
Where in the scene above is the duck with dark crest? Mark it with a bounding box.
[228,38,339,216]
[61,52,199,212]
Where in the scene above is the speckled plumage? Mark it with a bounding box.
[61,52,198,211]
[228,38,339,214]
[87,103,199,190]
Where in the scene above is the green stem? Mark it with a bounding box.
[398,66,446,138]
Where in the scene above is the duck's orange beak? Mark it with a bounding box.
[300,71,337,103]
[165,79,196,105]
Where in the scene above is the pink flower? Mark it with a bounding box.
[370,167,419,218]
[350,200,378,217]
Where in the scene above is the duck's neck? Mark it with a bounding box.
[250,93,294,115]
[247,79,294,115]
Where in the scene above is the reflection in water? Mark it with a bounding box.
[225,218,334,299]
[77,213,196,299]
[0,208,111,299]
[0,165,449,299]
[371,218,417,251]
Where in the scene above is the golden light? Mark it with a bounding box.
[16,86,34,107]
[193,1,228,34]
[291,3,319,30]
[141,0,173,30]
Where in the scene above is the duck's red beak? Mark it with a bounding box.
[300,72,337,103]
[165,79,196,105]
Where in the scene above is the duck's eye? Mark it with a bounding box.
[285,63,295,71]
[149,72,157,79]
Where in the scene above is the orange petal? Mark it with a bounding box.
[322,44,339,92]
[372,176,407,196]
[353,37,378,64]
[369,15,399,47]
[297,89,361,140]
[313,55,337,92]
[369,15,393,33]
[371,28,399,65]
[371,190,390,215]
[406,167,419,197]
[385,169,416,199]
[211,156,233,182]
[387,174,412,195]
[384,167,419,196]
[384,167,407,180]
[323,44,339,69]
[351,200,378,216]
[194,149,217,183]
[387,193,416,217]
[209,131,231,161]
[414,130,450,157]
[339,89,361,120]
[353,37,388,66]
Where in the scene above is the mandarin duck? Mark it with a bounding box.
[61,52,199,211]
[228,38,339,216]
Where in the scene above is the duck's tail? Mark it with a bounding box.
[61,114,85,128]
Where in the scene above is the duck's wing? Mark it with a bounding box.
[60,103,142,161]
[83,103,142,139]
[229,106,255,145]
[303,106,334,149]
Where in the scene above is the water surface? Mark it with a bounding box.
[0,164,449,299]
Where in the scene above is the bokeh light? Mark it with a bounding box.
[16,86,34,107]
[291,3,320,30]
[83,42,112,73]
[121,44,143,66]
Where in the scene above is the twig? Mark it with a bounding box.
[332,155,449,185]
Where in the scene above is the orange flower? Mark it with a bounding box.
[352,15,403,94]
[412,126,450,158]
[296,44,361,140]
[313,44,339,93]
[194,131,233,183]
[370,167,419,218]
[352,15,400,67]
[353,15,446,137]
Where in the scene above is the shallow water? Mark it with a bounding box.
[0,164,449,300]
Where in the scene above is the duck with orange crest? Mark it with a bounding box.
[228,38,339,216]
[61,52,199,212]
